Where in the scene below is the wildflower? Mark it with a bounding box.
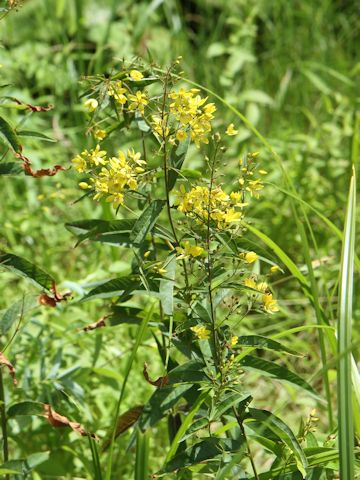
[151,115,169,138]
[169,88,216,146]
[262,293,279,314]
[226,123,238,136]
[270,265,280,273]
[242,251,258,263]
[93,128,106,141]
[84,98,98,112]
[79,182,91,190]
[108,81,127,105]
[88,145,107,166]
[176,241,204,259]
[191,325,211,340]
[128,91,148,114]
[244,277,257,290]
[230,336,238,347]
[72,154,87,173]
[129,70,143,81]
[176,129,187,142]
[256,281,268,293]
[246,179,264,199]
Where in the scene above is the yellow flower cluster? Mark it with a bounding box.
[107,75,148,114]
[169,88,216,146]
[191,325,211,340]
[72,146,145,208]
[176,241,204,259]
[177,185,244,229]
[244,277,279,313]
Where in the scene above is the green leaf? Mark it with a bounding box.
[237,335,300,356]
[139,384,193,431]
[0,162,23,175]
[0,115,22,152]
[82,276,141,301]
[0,296,36,335]
[108,306,142,326]
[65,218,137,246]
[0,452,50,476]
[247,408,307,477]
[238,355,318,396]
[168,136,190,190]
[211,392,252,420]
[159,255,176,316]
[135,430,149,480]
[130,200,166,246]
[0,251,54,291]
[168,360,208,384]
[337,168,356,479]
[17,130,56,142]
[7,401,45,417]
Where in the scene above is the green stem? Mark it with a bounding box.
[0,368,9,478]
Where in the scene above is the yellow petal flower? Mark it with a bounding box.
[84,98,98,112]
[129,70,144,81]
[226,123,238,136]
[242,251,258,263]
[191,325,211,340]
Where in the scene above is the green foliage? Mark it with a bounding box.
[0,1,359,479]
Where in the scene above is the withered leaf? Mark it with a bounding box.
[0,352,17,386]
[38,282,71,308]
[143,362,168,387]
[15,152,65,178]
[43,404,97,439]
[13,98,54,112]
[102,405,143,451]
[82,316,108,332]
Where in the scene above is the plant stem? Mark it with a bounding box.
[233,407,259,480]
[0,368,9,476]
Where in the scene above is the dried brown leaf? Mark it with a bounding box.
[0,352,17,386]
[82,316,108,332]
[43,404,97,439]
[143,362,168,387]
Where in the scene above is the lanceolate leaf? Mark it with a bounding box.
[82,276,141,301]
[0,252,54,291]
[7,401,45,417]
[130,200,166,246]
[0,162,23,175]
[0,115,22,152]
[238,355,317,396]
[65,218,137,246]
[247,408,307,477]
[159,255,176,316]
[237,335,300,356]
[17,130,56,142]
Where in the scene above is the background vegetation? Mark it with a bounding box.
[0,0,359,478]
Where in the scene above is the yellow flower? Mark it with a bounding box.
[176,129,187,141]
[226,123,238,136]
[144,250,151,258]
[242,251,258,263]
[79,182,91,190]
[262,293,279,314]
[72,154,87,173]
[191,325,211,340]
[259,169,268,175]
[84,98,98,112]
[108,81,127,105]
[256,281,268,293]
[246,179,264,199]
[129,70,144,81]
[128,91,148,114]
[93,128,106,140]
[230,335,238,347]
[88,145,107,166]
[169,88,216,146]
[151,115,170,138]
[270,265,280,273]
[176,241,204,259]
[244,277,257,289]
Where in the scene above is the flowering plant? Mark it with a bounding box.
[68,60,316,478]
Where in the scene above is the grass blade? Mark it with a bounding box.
[337,168,356,479]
